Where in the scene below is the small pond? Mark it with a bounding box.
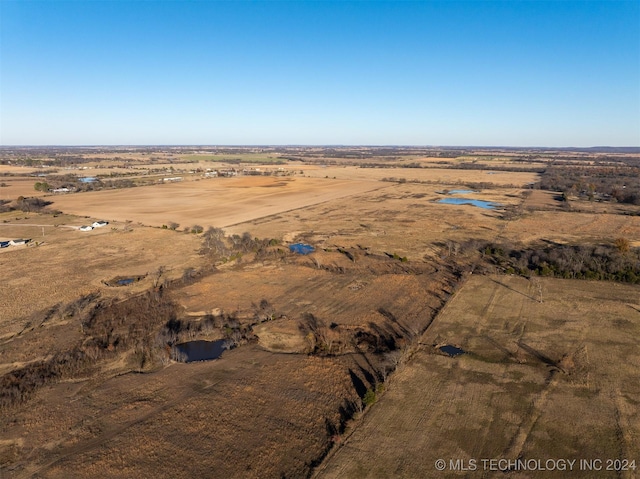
[289,243,315,255]
[79,177,98,183]
[439,345,466,357]
[103,274,146,287]
[438,198,500,209]
[175,340,229,362]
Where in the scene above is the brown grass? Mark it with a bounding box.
[0,213,201,337]
[46,176,387,228]
[502,210,640,244]
[1,152,639,478]
[0,255,455,478]
[302,165,540,186]
[316,275,640,479]
[0,178,50,199]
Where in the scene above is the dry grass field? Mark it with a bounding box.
[316,275,640,479]
[413,156,548,170]
[1,148,638,479]
[302,165,539,187]
[502,210,640,245]
[0,178,51,199]
[226,182,523,261]
[522,189,563,210]
[1,345,363,479]
[46,176,387,228]
[0,212,202,337]
[0,248,456,479]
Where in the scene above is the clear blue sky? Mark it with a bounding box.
[1,0,638,146]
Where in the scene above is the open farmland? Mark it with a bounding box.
[316,275,640,479]
[302,165,539,187]
[0,236,458,479]
[1,146,639,479]
[502,210,640,245]
[0,178,52,199]
[225,182,523,261]
[46,176,388,228]
[0,213,202,337]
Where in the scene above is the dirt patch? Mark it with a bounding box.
[523,189,564,210]
[253,318,308,353]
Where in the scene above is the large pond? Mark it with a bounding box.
[175,340,229,362]
[438,197,500,209]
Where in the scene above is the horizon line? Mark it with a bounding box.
[1,144,639,150]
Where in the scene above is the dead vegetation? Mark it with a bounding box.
[1,147,639,478]
[0,291,179,409]
[316,276,640,479]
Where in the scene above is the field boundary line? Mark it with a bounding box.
[222,183,395,228]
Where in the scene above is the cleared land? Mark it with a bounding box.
[0,252,455,479]
[46,176,388,228]
[0,178,51,199]
[0,213,202,334]
[316,275,640,479]
[502,210,640,245]
[1,147,638,479]
[302,166,539,187]
[522,189,563,210]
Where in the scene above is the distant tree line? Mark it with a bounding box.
[443,162,544,173]
[538,164,640,205]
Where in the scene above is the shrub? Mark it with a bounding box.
[363,389,377,407]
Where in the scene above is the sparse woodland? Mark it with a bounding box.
[473,240,640,283]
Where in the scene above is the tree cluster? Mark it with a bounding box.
[539,164,640,205]
[0,291,178,409]
[15,196,53,212]
[199,227,284,263]
[479,241,640,283]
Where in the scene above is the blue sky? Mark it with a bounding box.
[1,1,638,146]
